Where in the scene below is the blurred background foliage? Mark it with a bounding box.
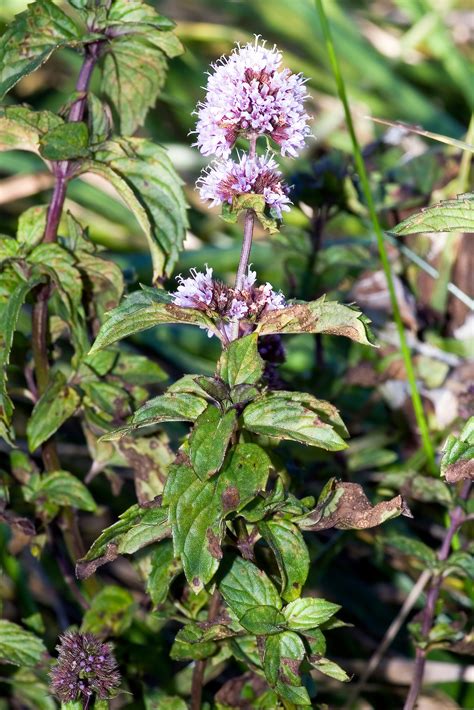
[0,0,473,708]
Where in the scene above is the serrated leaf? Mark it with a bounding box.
[27,372,80,451]
[85,138,187,279]
[0,0,81,98]
[10,668,56,710]
[386,535,437,565]
[102,390,208,440]
[310,657,350,682]
[76,250,124,321]
[89,288,218,354]
[444,551,474,578]
[256,295,376,345]
[170,624,217,662]
[32,470,96,512]
[263,630,306,689]
[283,597,340,631]
[117,505,170,554]
[0,620,46,666]
[218,556,282,618]
[81,586,135,635]
[189,405,237,479]
[116,432,173,505]
[100,0,181,134]
[441,417,474,483]
[76,504,141,578]
[39,122,89,160]
[164,445,271,591]
[0,273,44,444]
[296,479,412,531]
[219,333,265,387]
[239,605,286,636]
[112,351,166,385]
[259,520,309,602]
[0,106,63,155]
[147,540,182,607]
[242,391,348,451]
[87,92,111,144]
[17,206,48,249]
[391,193,474,235]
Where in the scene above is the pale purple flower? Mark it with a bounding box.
[198,153,291,218]
[194,37,310,158]
[172,266,214,308]
[170,266,286,340]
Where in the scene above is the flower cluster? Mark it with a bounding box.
[195,37,310,158]
[49,631,121,704]
[194,37,310,217]
[171,266,286,339]
[198,153,291,218]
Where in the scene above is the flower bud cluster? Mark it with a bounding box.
[49,631,120,704]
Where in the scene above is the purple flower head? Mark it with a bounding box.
[198,153,291,218]
[195,37,310,158]
[49,631,120,705]
[170,265,286,340]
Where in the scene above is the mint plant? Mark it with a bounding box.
[0,3,438,708]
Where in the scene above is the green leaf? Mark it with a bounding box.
[310,657,350,682]
[391,193,474,235]
[0,620,46,666]
[218,556,282,618]
[87,92,111,144]
[263,630,306,688]
[219,333,265,388]
[444,551,474,578]
[164,444,271,591]
[10,668,56,710]
[102,390,208,440]
[32,470,96,512]
[258,520,309,602]
[256,295,376,346]
[39,122,89,160]
[117,505,170,554]
[242,391,348,451]
[221,193,280,233]
[81,586,135,635]
[147,540,182,607]
[239,605,286,636]
[27,372,80,451]
[17,206,48,249]
[0,274,44,444]
[112,352,166,386]
[283,597,340,631]
[441,417,474,484]
[0,106,63,155]
[296,479,412,531]
[170,624,217,662]
[85,138,188,279]
[89,288,217,354]
[76,250,124,321]
[189,405,237,479]
[76,504,141,578]
[100,1,181,134]
[0,0,81,98]
[386,535,437,566]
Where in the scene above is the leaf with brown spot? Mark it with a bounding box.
[163,444,271,591]
[116,432,174,504]
[295,478,412,531]
[256,295,376,346]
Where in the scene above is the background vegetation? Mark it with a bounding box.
[0,0,472,708]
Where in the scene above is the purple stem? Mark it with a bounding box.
[403,480,471,710]
[234,133,258,292]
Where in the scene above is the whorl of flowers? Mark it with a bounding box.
[171,266,286,339]
[195,37,310,158]
[198,153,291,218]
[49,631,121,704]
